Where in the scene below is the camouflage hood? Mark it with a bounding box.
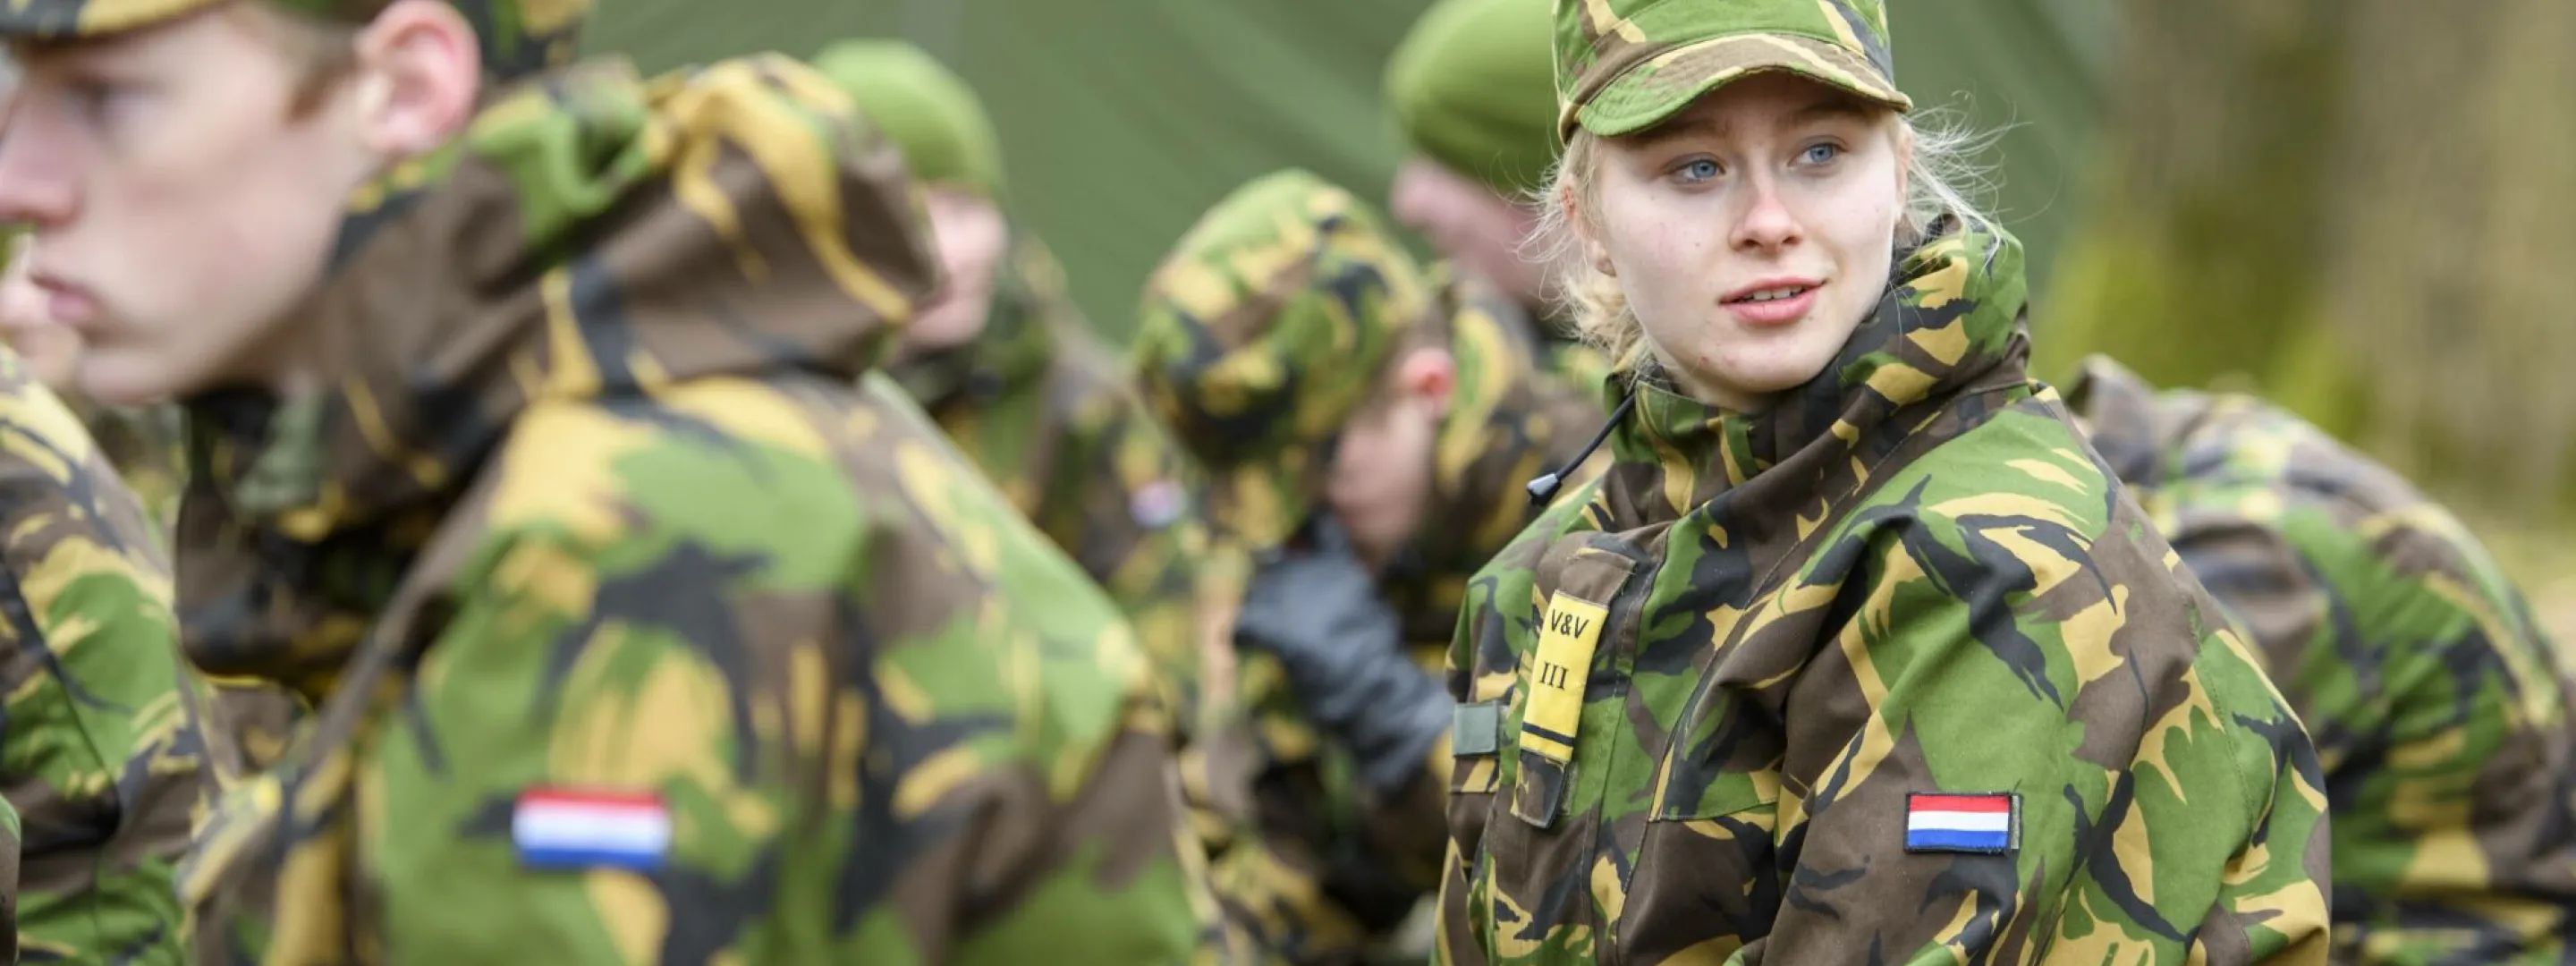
[177,55,936,690]
[1599,219,2029,529]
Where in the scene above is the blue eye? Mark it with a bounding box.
[1675,158,1721,183]
[1801,143,1843,165]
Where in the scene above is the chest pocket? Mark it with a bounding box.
[1646,647,1786,824]
[1509,547,1637,829]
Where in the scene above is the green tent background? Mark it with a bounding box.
[584,0,2112,341]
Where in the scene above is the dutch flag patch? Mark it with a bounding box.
[1904,792,2019,855]
[513,788,673,872]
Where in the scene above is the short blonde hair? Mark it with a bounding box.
[1528,97,1999,376]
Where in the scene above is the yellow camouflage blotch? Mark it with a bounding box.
[657,62,912,322]
[588,869,669,965]
[486,403,660,543]
[2133,664,2220,807]
[547,630,781,840]
[659,377,834,459]
[1930,491,2083,534]
[539,267,609,400]
[1905,318,1970,367]
[2062,586,2132,689]
[2007,457,2091,495]
[1908,235,1972,309]
[490,539,599,633]
[1864,360,1940,406]
[894,744,985,818]
[893,440,1004,575]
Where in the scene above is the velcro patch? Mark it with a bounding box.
[514,788,672,871]
[1453,700,1503,756]
[1904,792,2019,855]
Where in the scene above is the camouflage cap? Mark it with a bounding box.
[810,38,1007,200]
[1385,0,1560,196]
[1555,0,1911,140]
[0,0,585,80]
[1133,169,1428,550]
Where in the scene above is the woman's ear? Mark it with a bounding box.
[1563,183,1616,278]
[349,0,482,157]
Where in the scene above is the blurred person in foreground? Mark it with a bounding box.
[1432,0,2334,962]
[1134,169,1603,965]
[0,240,206,962]
[4,229,315,959]
[2069,354,2576,965]
[809,40,1250,847]
[0,0,1233,960]
[1384,0,1610,392]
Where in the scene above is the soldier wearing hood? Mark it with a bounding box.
[2069,355,2576,964]
[0,0,1232,961]
[1134,170,1603,964]
[1433,0,2334,962]
[809,41,1245,843]
[1383,0,1612,393]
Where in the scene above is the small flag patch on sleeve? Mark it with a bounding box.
[513,788,672,872]
[1904,792,2018,855]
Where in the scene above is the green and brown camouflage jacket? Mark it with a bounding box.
[2072,355,2576,965]
[890,228,1237,759]
[165,56,1231,965]
[1437,224,2334,964]
[0,345,202,964]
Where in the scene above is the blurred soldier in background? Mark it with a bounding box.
[1134,168,1603,964]
[810,38,1250,849]
[2070,355,2576,965]
[1383,0,1610,392]
[0,0,1233,960]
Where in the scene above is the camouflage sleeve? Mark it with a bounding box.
[359,396,1226,964]
[2175,504,2576,963]
[0,375,197,963]
[1737,511,2331,962]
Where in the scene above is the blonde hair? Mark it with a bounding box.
[1526,97,2000,375]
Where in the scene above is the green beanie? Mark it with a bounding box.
[1385,0,1561,197]
[811,39,1006,199]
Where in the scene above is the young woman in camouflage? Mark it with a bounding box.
[1434,1,2335,962]
[0,0,1233,962]
[2069,355,2576,964]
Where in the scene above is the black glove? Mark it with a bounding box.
[1233,516,1453,793]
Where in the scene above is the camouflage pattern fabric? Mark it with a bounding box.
[1378,267,1607,662]
[888,228,1258,914]
[1436,222,2334,964]
[1552,0,1911,140]
[1135,172,1433,966]
[0,0,584,80]
[1134,169,1429,554]
[159,55,1230,963]
[2070,355,2576,966]
[0,344,205,963]
[892,229,1233,758]
[65,400,184,536]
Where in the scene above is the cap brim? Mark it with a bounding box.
[0,0,215,40]
[1567,32,1911,140]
